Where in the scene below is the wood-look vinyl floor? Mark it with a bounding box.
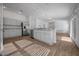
[3,33,79,56]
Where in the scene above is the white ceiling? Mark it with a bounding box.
[4,3,77,20]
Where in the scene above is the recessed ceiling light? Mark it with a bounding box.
[3,5,7,8]
[18,10,23,14]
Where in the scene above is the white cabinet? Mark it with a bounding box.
[33,29,56,45]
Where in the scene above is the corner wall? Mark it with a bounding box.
[55,20,69,33]
[0,4,3,54]
[3,10,26,38]
[70,4,79,48]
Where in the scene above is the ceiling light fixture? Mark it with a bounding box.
[3,4,7,8]
[18,10,23,14]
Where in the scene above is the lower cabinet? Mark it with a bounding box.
[33,29,56,45]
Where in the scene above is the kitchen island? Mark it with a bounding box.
[33,29,56,45]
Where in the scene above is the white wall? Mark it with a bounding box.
[29,16,36,29]
[36,19,48,28]
[75,6,79,47]
[71,16,79,48]
[3,10,26,38]
[0,6,3,40]
[70,4,79,48]
[4,10,26,21]
[0,4,3,54]
[75,17,79,47]
[55,20,69,33]
[70,17,76,40]
[29,16,69,33]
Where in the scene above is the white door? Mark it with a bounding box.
[70,17,76,40]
